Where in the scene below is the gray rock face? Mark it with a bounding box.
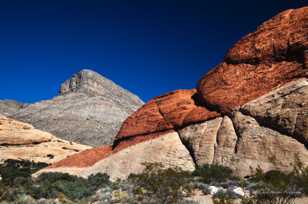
[9,69,143,146]
[178,117,222,165]
[213,116,238,167]
[0,100,26,116]
[241,78,308,147]
[230,111,308,177]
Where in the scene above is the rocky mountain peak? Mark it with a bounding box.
[60,69,111,96]
[6,68,144,146]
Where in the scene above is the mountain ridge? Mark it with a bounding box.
[0,69,144,146]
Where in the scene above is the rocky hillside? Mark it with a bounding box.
[0,100,26,116]
[0,114,90,164]
[3,69,144,146]
[36,7,308,180]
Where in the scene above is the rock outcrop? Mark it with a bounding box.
[179,118,223,165]
[36,7,308,179]
[116,89,220,140]
[0,115,90,164]
[7,69,143,146]
[241,78,308,147]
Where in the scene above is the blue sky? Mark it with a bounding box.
[0,0,306,103]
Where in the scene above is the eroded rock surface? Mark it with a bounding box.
[117,89,220,140]
[198,7,308,113]
[241,78,308,147]
[213,116,238,167]
[229,111,308,176]
[178,117,222,165]
[0,115,90,164]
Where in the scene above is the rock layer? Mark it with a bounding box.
[117,89,220,140]
[0,115,90,164]
[36,131,195,180]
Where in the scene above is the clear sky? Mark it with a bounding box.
[0,0,306,103]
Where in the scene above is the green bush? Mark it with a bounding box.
[128,163,193,203]
[193,164,237,183]
[30,172,110,200]
[213,191,235,204]
[249,160,308,195]
[0,160,47,186]
[291,155,308,195]
[0,160,111,202]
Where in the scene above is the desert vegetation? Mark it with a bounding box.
[0,159,307,203]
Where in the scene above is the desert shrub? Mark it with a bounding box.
[249,161,308,195]
[245,160,307,204]
[193,164,237,184]
[0,160,47,186]
[127,163,194,204]
[290,155,308,195]
[297,167,308,194]
[213,191,235,204]
[30,172,110,200]
[0,160,111,202]
[241,192,297,204]
[260,170,292,190]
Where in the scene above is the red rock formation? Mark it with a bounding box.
[49,130,173,169]
[113,130,173,152]
[115,100,173,139]
[116,89,220,140]
[50,146,113,168]
[198,7,308,113]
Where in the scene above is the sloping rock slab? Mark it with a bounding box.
[35,131,195,180]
